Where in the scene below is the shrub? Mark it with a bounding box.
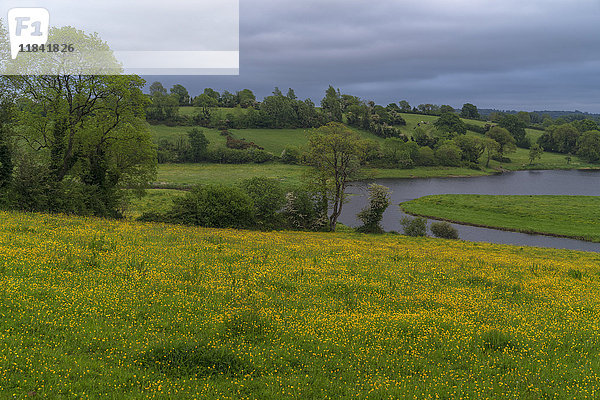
[400,216,427,237]
[207,147,253,164]
[356,184,391,233]
[435,143,462,166]
[281,190,321,230]
[430,221,459,239]
[247,149,275,163]
[167,184,255,228]
[240,177,285,228]
[281,145,302,164]
[413,146,435,166]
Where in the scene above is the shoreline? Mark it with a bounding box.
[399,207,599,244]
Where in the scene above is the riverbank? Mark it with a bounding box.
[400,194,600,243]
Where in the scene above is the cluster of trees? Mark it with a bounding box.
[143,123,383,232]
[537,120,600,162]
[0,74,156,218]
[157,128,274,165]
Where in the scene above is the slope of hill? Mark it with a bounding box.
[1,211,600,398]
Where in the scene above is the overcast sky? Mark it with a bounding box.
[146,0,600,113]
[4,0,599,112]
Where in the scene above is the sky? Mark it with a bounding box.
[147,0,600,113]
[3,0,600,112]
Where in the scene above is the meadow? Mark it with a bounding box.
[401,194,600,242]
[2,211,600,398]
[149,111,596,190]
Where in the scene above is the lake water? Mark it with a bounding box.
[338,170,600,252]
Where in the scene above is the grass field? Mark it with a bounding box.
[401,194,600,242]
[155,163,308,188]
[2,211,600,398]
[148,113,598,190]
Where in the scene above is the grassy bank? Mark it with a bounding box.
[401,194,600,242]
[2,211,600,398]
[154,163,501,189]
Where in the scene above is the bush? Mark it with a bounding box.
[207,147,253,164]
[415,146,436,166]
[281,145,302,164]
[356,184,391,233]
[435,143,462,166]
[248,149,275,164]
[430,221,459,239]
[400,216,427,237]
[240,177,285,228]
[281,190,321,230]
[166,184,255,228]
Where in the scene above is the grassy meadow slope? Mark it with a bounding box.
[2,211,600,398]
[401,194,600,242]
[149,111,597,189]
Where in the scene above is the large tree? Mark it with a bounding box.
[460,103,480,119]
[5,74,156,216]
[321,86,343,122]
[307,122,366,231]
[434,112,467,137]
[170,84,190,106]
[486,126,516,159]
[499,114,529,148]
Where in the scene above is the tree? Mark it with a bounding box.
[240,177,286,228]
[149,81,167,96]
[167,184,254,228]
[482,138,500,167]
[170,84,190,106]
[237,89,256,108]
[486,126,516,159]
[307,122,366,231]
[516,111,531,125]
[439,105,455,114]
[435,143,462,166]
[5,73,156,216]
[193,93,218,108]
[356,184,391,233]
[203,88,220,101]
[499,114,529,148]
[434,112,467,137]
[220,91,237,108]
[528,144,544,165]
[321,86,343,122]
[147,82,178,121]
[453,135,484,163]
[399,100,411,112]
[460,103,480,119]
[0,100,13,189]
[576,130,600,163]
[552,124,580,154]
[188,128,209,162]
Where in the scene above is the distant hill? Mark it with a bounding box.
[479,108,600,121]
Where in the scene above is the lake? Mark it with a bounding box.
[339,169,600,252]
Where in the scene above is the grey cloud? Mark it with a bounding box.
[146,0,600,111]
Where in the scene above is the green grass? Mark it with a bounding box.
[148,116,599,188]
[3,211,600,398]
[401,194,600,242]
[156,163,308,187]
[228,129,310,154]
[154,163,500,189]
[127,189,187,218]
